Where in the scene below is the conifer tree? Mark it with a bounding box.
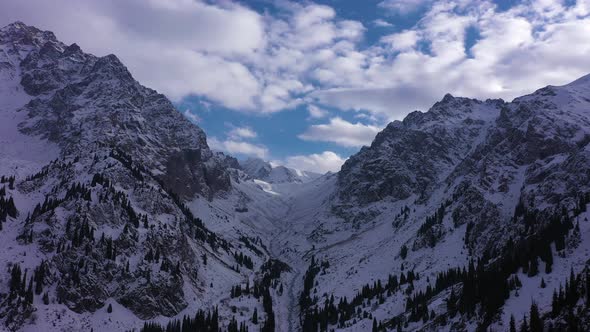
[252,307,258,324]
[26,276,34,304]
[529,302,543,332]
[528,258,539,277]
[400,245,408,260]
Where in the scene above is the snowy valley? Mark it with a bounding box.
[1,22,590,332]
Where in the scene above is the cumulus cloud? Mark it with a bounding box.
[284,151,346,173]
[299,117,382,147]
[381,30,419,51]
[308,0,590,118]
[373,19,394,27]
[208,124,266,158]
[208,137,268,159]
[307,105,329,119]
[311,86,433,120]
[228,126,257,139]
[378,0,429,14]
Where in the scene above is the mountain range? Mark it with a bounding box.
[1,22,590,332]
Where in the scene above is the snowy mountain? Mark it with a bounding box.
[2,21,590,332]
[239,158,321,184]
[0,22,279,332]
[288,74,590,331]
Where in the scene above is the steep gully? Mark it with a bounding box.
[248,183,320,332]
[248,177,367,332]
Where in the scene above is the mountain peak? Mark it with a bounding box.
[240,157,273,179]
[239,157,321,183]
[442,93,454,102]
[0,21,57,46]
[1,21,31,32]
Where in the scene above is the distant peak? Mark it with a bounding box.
[1,21,57,46]
[442,93,455,102]
[1,21,39,34]
[2,21,28,29]
[429,93,458,110]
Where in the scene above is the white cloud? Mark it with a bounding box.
[373,19,394,27]
[2,0,590,128]
[381,30,419,51]
[299,117,382,147]
[378,0,428,14]
[284,151,346,173]
[0,0,265,109]
[108,0,265,55]
[208,137,268,159]
[308,0,590,119]
[228,126,257,139]
[311,85,433,120]
[138,49,261,106]
[307,105,328,119]
[183,109,201,123]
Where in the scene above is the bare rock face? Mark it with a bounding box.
[162,149,232,200]
[338,96,503,205]
[4,21,231,200]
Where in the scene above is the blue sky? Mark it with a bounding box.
[176,0,428,164]
[2,0,590,172]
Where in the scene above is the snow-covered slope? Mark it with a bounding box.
[282,74,590,331]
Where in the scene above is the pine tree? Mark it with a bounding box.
[529,302,543,332]
[400,245,408,260]
[528,258,539,277]
[510,314,517,332]
[551,289,559,317]
[9,264,22,295]
[106,238,112,260]
[252,307,258,324]
[107,303,113,313]
[545,246,553,273]
[228,316,238,332]
[26,276,34,304]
